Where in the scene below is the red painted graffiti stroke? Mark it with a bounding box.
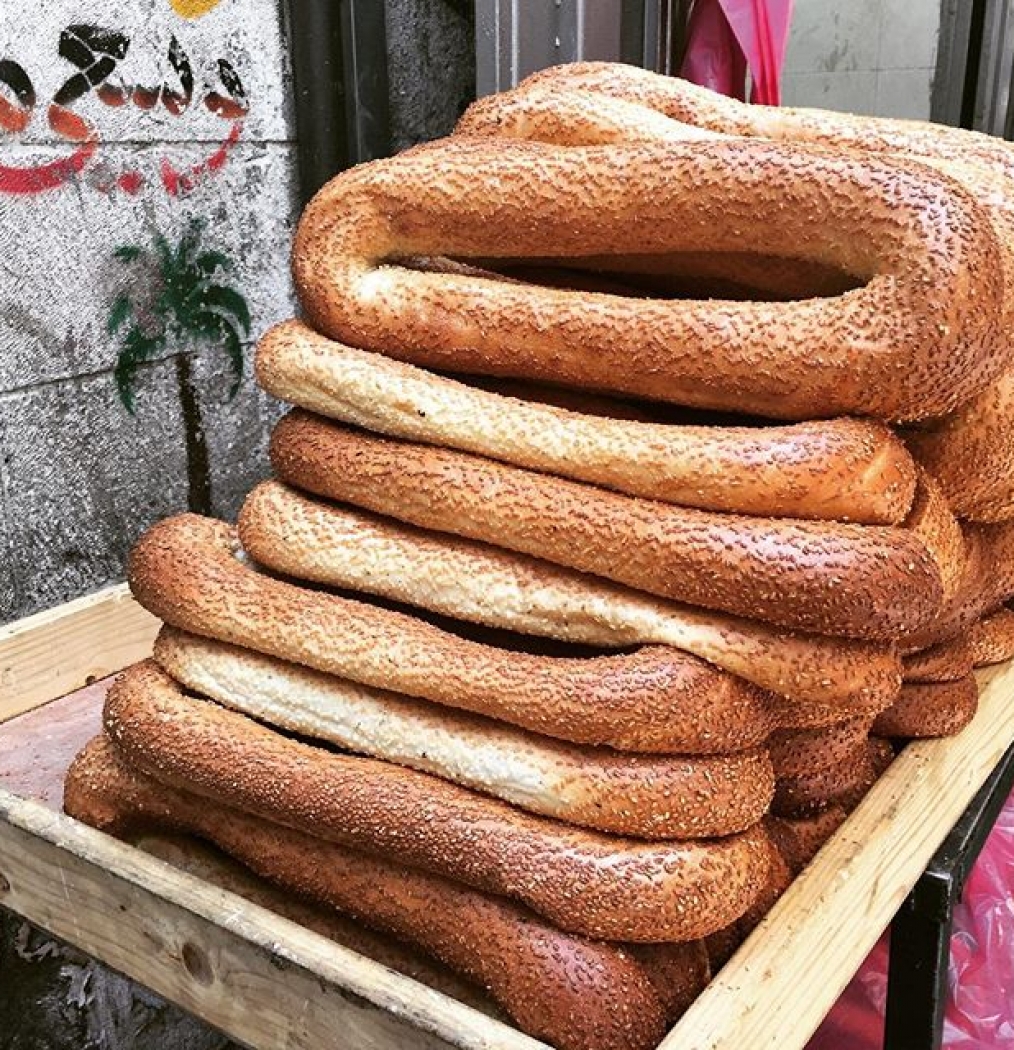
[160,119,241,196]
[0,140,96,193]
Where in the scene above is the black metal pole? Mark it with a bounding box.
[884,903,953,1050]
[286,0,391,208]
[883,741,1014,1050]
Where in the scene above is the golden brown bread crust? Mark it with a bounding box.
[764,808,849,875]
[904,471,967,605]
[154,627,775,838]
[492,63,1014,179]
[129,514,785,753]
[906,373,1014,523]
[903,634,975,683]
[905,521,1014,650]
[292,134,1005,423]
[703,839,793,970]
[770,741,878,818]
[269,411,942,641]
[65,737,669,1050]
[968,607,1014,667]
[257,320,917,524]
[626,942,710,1024]
[766,716,874,780]
[103,662,772,942]
[238,480,901,713]
[873,677,979,738]
[477,64,1014,517]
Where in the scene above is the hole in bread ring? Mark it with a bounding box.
[294,137,1005,422]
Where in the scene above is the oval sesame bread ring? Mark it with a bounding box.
[765,716,875,781]
[873,677,979,739]
[494,64,1014,518]
[968,607,1014,667]
[905,520,1014,650]
[771,740,881,819]
[237,480,901,713]
[256,320,917,525]
[102,663,772,943]
[903,634,975,683]
[765,808,849,876]
[906,373,1014,523]
[515,62,1014,183]
[903,470,966,606]
[65,737,670,1050]
[270,412,942,641]
[154,627,775,838]
[130,515,779,753]
[293,136,1004,423]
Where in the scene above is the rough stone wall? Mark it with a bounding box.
[782,0,940,119]
[0,0,298,624]
[0,1,473,1047]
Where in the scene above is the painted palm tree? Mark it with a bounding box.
[108,218,250,515]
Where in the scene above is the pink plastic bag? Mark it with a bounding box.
[680,0,794,105]
[807,786,1014,1049]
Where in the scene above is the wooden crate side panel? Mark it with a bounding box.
[0,584,158,722]
[664,659,1014,1050]
[0,799,541,1050]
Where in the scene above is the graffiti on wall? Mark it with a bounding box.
[109,218,250,514]
[0,22,247,196]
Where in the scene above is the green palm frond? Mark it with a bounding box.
[107,294,132,335]
[111,219,248,409]
[115,325,165,413]
[199,284,251,335]
[196,250,232,277]
[190,310,244,397]
[114,245,143,263]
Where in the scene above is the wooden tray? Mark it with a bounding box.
[2,583,1014,1050]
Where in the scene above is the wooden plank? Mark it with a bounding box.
[0,584,158,723]
[0,679,109,807]
[0,795,543,1050]
[664,658,1014,1050]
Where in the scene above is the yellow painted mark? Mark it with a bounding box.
[169,0,223,17]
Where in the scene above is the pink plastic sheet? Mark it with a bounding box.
[680,0,794,105]
[807,787,1014,1049]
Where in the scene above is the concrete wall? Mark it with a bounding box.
[0,0,297,624]
[0,1,472,1046]
[782,0,941,119]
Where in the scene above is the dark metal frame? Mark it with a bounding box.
[285,0,391,207]
[884,740,1014,1050]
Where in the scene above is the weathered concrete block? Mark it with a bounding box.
[0,357,189,617]
[386,0,476,150]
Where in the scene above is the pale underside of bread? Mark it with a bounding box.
[154,626,774,839]
[102,661,773,943]
[237,478,902,715]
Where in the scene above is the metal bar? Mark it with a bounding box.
[341,0,392,165]
[884,904,954,1050]
[932,0,976,126]
[477,0,678,97]
[962,0,991,129]
[286,0,390,206]
[882,741,1014,1049]
[286,0,349,206]
[914,739,1014,918]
